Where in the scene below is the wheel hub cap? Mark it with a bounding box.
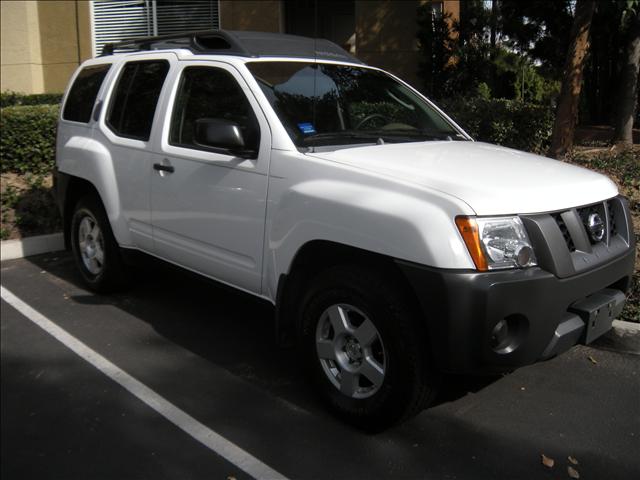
[344,337,363,363]
[315,303,386,399]
[78,215,104,275]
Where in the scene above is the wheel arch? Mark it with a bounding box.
[274,240,426,347]
[61,175,102,250]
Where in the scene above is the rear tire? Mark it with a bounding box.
[299,265,438,431]
[70,195,127,293]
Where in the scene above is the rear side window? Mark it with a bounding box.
[63,64,111,123]
[107,60,169,141]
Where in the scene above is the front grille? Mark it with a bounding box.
[606,200,617,237]
[523,196,631,279]
[551,199,619,251]
[552,213,575,252]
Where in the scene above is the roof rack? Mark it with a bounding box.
[100,30,364,65]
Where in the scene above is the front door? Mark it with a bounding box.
[150,62,271,294]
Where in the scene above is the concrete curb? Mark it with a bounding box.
[593,319,640,355]
[0,233,64,261]
[612,319,640,333]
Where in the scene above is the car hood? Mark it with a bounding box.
[307,141,618,215]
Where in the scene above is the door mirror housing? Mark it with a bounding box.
[194,118,247,154]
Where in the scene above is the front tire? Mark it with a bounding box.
[300,265,438,431]
[70,195,127,292]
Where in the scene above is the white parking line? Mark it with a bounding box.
[1,285,289,480]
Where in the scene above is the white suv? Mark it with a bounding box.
[55,30,635,429]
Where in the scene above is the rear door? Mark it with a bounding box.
[150,61,271,294]
[94,53,175,250]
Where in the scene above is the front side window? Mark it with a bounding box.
[107,60,169,141]
[170,66,260,155]
[63,64,111,123]
[246,61,464,148]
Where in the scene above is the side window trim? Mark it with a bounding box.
[61,63,112,124]
[105,59,170,142]
[167,65,261,158]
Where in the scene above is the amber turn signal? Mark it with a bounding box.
[455,216,488,271]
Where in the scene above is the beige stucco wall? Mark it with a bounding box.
[355,0,424,88]
[1,0,92,94]
[219,0,283,33]
[1,1,44,93]
[355,0,459,89]
[1,0,458,94]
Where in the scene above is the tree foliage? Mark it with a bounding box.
[416,0,638,138]
[498,0,574,78]
[416,0,563,103]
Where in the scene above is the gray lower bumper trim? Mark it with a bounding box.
[540,314,585,360]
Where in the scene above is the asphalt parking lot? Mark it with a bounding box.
[2,251,639,480]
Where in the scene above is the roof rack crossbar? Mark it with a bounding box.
[99,29,364,65]
[100,30,250,57]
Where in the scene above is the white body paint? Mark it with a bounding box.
[56,51,618,303]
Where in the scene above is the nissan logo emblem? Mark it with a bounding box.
[587,213,605,243]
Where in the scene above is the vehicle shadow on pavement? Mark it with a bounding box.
[15,252,638,480]
[26,252,497,413]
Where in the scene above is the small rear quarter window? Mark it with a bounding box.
[63,64,111,123]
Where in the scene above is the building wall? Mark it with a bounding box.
[0,0,459,94]
[355,0,423,88]
[219,0,283,33]
[1,1,43,93]
[1,0,92,94]
[355,0,458,89]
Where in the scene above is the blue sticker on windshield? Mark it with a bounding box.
[298,122,316,135]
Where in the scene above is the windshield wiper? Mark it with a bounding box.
[303,131,380,140]
[301,129,466,147]
[363,129,463,141]
[301,131,382,146]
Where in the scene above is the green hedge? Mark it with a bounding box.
[0,95,555,175]
[0,104,59,174]
[437,97,554,154]
[0,91,63,108]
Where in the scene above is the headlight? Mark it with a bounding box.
[456,216,537,271]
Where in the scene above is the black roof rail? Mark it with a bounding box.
[100,29,364,65]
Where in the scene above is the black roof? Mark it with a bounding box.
[100,30,364,65]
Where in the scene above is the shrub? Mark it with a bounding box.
[0,105,59,174]
[568,149,640,193]
[438,96,554,154]
[0,91,63,108]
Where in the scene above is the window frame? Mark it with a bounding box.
[245,60,463,148]
[61,62,113,126]
[160,61,269,167]
[105,58,171,142]
[239,57,471,149]
[167,65,261,158]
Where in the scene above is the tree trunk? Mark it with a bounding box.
[549,0,596,159]
[613,13,640,146]
[490,0,498,50]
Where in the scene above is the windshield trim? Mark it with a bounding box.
[243,60,472,149]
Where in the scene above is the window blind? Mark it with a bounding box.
[92,0,220,56]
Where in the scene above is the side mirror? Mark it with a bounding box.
[194,118,245,153]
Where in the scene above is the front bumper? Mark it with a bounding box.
[396,245,635,375]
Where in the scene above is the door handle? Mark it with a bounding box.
[153,163,174,173]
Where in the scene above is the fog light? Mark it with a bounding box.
[491,319,509,350]
[490,314,528,354]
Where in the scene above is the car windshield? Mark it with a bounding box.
[246,61,465,148]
